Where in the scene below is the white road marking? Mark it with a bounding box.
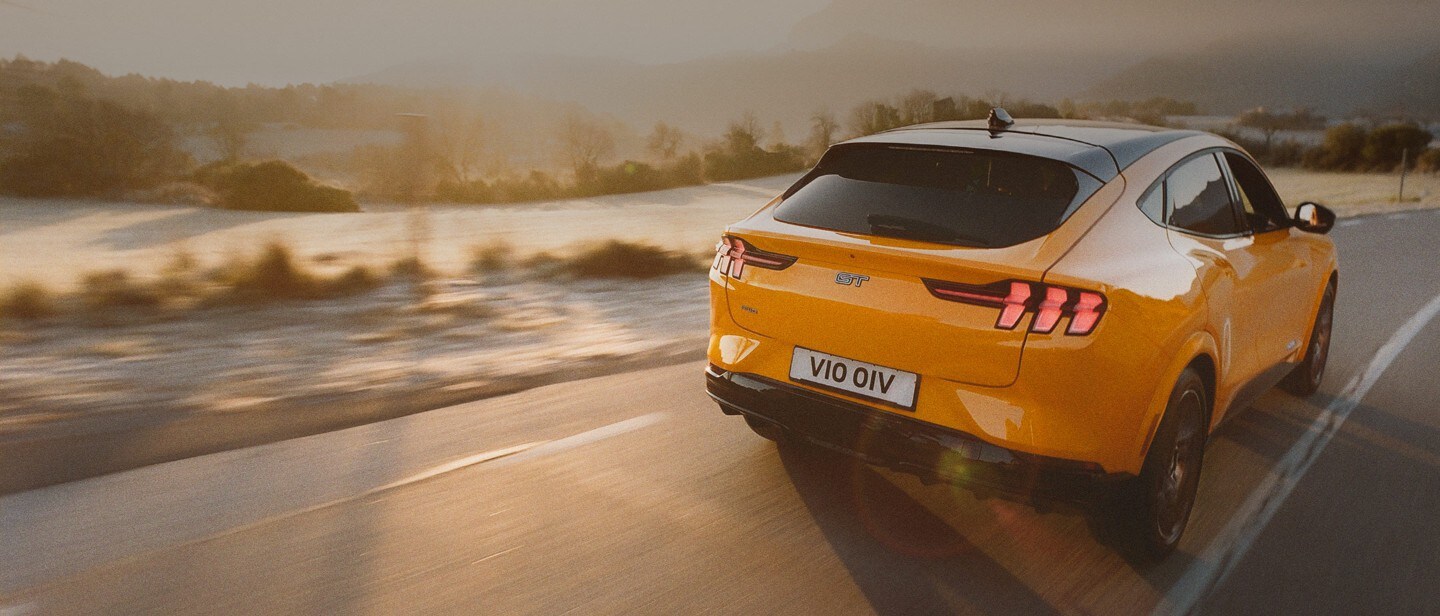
[470,546,522,565]
[3,414,667,595]
[1157,291,1440,615]
[375,443,541,491]
[1336,219,1362,228]
[158,414,669,548]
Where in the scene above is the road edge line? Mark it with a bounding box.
[1157,291,1440,615]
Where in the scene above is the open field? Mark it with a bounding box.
[0,174,798,292]
[1,169,1433,292]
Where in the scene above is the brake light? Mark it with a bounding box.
[1031,286,1069,334]
[713,236,796,280]
[1067,291,1105,335]
[923,279,1107,335]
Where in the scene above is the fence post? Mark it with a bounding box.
[1398,148,1408,203]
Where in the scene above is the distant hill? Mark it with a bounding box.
[348,36,1131,136]
[1081,41,1440,118]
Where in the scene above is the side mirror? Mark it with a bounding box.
[1293,202,1336,234]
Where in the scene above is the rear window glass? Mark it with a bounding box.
[774,146,1100,248]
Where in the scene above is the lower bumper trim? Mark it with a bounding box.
[706,364,1130,502]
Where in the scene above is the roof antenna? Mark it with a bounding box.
[987,107,1014,133]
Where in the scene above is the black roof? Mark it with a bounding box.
[841,119,1207,181]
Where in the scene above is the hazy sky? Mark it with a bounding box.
[0,0,829,85]
[2,0,1435,86]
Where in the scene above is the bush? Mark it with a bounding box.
[561,241,704,279]
[1304,123,1432,172]
[0,282,57,320]
[194,160,359,212]
[470,243,515,273]
[211,243,378,302]
[80,270,163,311]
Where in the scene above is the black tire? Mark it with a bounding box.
[1124,367,1208,559]
[743,415,786,443]
[1281,281,1335,396]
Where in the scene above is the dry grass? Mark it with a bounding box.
[1269,168,1440,217]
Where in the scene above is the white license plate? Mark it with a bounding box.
[789,347,919,410]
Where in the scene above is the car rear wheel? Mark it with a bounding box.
[743,415,787,443]
[1125,367,1207,559]
[1281,281,1335,396]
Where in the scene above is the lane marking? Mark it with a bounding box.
[1336,219,1362,228]
[1157,291,1440,615]
[470,546,522,565]
[7,413,667,596]
[491,413,667,468]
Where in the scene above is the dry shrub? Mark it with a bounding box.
[561,241,705,279]
[470,242,515,273]
[213,243,380,302]
[80,270,163,311]
[0,282,57,320]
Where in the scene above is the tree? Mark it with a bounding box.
[0,85,190,197]
[434,110,487,186]
[646,122,684,161]
[205,91,254,162]
[559,112,615,182]
[849,100,901,136]
[898,89,939,126]
[808,109,839,156]
[1237,107,1326,150]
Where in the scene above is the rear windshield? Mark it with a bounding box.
[774,145,1101,248]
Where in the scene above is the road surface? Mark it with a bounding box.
[4,209,1439,615]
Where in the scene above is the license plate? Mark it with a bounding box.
[789,347,919,410]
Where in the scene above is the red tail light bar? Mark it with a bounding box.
[922,278,1107,335]
[713,236,797,280]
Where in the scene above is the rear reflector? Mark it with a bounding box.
[713,236,797,280]
[923,278,1107,335]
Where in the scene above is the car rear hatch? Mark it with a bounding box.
[717,142,1114,387]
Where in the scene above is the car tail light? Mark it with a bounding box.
[713,236,796,280]
[923,279,1107,335]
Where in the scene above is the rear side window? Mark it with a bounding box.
[774,146,1100,248]
[1166,154,1242,236]
[1223,152,1288,233]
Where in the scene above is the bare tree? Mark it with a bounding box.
[207,119,249,162]
[808,109,839,155]
[434,110,486,185]
[646,121,684,160]
[1237,107,1326,150]
[723,111,765,153]
[898,89,939,126]
[559,112,615,181]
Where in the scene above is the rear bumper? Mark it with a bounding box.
[706,364,1131,502]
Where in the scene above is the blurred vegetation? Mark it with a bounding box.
[0,282,56,321]
[194,160,359,212]
[560,241,706,279]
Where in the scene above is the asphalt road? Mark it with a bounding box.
[4,209,1439,615]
